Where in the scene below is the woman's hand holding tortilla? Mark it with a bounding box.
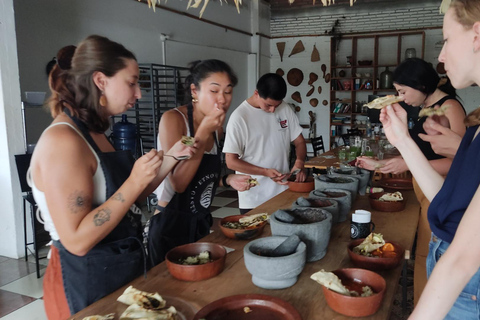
[379,104,409,148]
[356,156,384,171]
[419,119,461,158]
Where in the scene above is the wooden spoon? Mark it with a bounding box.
[321,64,327,78]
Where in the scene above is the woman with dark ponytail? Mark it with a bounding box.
[30,35,194,319]
[378,1,480,317]
[147,60,255,266]
[357,58,466,306]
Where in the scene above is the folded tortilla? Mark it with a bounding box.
[117,286,166,310]
[119,304,177,320]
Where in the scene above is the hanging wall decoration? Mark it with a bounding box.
[321,64,327,78]
[288,40,305,57]
[287,68,304,87]
[306,86,315,97]
[318,86,322,94]
[324,73,331,83]
[308,72,319,86]
[291,91,302,103]
[311,44,320,62]
[276,68,285,76]
[277,42,286,62]
[310,98,319,107]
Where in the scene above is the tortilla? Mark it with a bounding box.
[119,304,177,320]
[353,233,385,254]
[379,191,403,202]
[310,269,351,295]
[117,286,166,310]
[364,95,404,109]
[239,213,268,227]
[418,104,451,118]
[83,314,115,320]
[181,135,195,146]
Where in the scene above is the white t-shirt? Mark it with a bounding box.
[223,100,302,209]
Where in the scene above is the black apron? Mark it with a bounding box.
[147,103,221,266]
[410,96,460,160]
[53,111,146,314]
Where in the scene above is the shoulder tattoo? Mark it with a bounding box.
[112,193,125,202]
[67,190,91,214]
[93,208,111,226]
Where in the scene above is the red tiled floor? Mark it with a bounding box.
[0,289,36,317]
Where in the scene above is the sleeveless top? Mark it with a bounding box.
[410,96,463,160]
[28,122,106,241]
[428,125,480,243]
[154,108,218,203]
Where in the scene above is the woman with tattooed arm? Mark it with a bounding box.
[28,35,195,319]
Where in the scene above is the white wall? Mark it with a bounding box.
[0,0,25,258]
[271,36,331,154]
[0,0,270,258]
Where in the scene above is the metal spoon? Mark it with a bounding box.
[163,154,190,161]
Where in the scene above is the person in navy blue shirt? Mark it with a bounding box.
[378,1,480,318]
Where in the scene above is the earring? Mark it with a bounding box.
[192,96,198,103]
[99,92,107,107]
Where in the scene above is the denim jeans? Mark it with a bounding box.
[427,233,480,320]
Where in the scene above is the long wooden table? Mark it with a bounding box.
[304,148,341,170]
[70,189,420,320]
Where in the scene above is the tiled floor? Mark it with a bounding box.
[0,189,412,319]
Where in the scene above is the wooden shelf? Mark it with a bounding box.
[329,31,425,148]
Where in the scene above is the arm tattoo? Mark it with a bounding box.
[112,192,125,203]
[67,190,91,214]
[93,208,111,226]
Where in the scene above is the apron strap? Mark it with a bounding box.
[63,109,103,154]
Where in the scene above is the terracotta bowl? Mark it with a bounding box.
[322,268,386,317]
[165,242,226,281]
[219,215,267,240]
[288,176,314,193]
[369,192,406,212]
[347,239,404,270]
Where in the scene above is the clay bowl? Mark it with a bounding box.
[288,176,314,193]
[219,215,267,240]
[369,192,406,212]
[165,242,226,281]
[322,268,386,317]
[347,239,404,270]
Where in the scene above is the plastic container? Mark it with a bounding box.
[112,114,137,154]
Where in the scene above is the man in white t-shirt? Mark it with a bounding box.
[223,73,307,214]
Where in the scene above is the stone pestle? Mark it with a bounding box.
[270,235,302,257]
[275,209,297,223]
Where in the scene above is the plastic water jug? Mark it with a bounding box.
[112,114,137,155]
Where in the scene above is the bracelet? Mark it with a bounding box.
[222,174,231,188]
